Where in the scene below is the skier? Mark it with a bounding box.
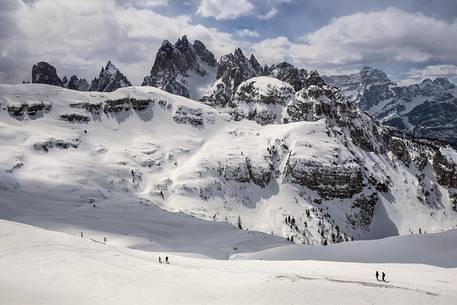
[159,256,162,264]
[382,272,386,282]
[375,271,379,281]
[165,256,169,264]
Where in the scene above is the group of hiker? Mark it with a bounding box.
[80,232,107,244]
[158,256,170,264]
[81,231,172,265]
[375,271,387,282]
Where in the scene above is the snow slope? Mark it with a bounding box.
[233,230,457,267]
[1,219,456,305]
[0,83,456,247]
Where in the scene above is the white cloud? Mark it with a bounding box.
[196,0,254,20]
[398,64,457,85]
[251,7,457,69]
[258,8,277,20]
[236,29,260,38]
[0,0,237,84]
[116,0,169,8]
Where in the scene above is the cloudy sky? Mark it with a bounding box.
[1,0,457,85]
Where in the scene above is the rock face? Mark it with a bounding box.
[63,75,89,91]
[287,159,363,199]
[200,48,263,107]
[265,62,307,91]
[230,76,295,125]
[325,67,457,144]
[142,36,217,99]
[90,61,131,92]
[433,148,457,188]
[32,62,62,86]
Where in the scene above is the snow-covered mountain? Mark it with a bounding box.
[142,35,217,99]
[324,67,457,144]
[1,76,456,246]
[200,48,263,107]
[90,61,132,92]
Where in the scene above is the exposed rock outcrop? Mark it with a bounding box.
[32,62,62,86]
[200,48,263,107]
[433,149,457,188]
[287,159,363,199]
[63,75,89,91]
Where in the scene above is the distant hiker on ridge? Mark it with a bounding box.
[165,256,169,264]
[382,272,386,282]
[159,256,162,264]
[375,271,379,281]
[131,170,135,183]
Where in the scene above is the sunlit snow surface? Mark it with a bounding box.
[1,84,457,304]
[1,220,456,305]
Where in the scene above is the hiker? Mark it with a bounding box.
[81,232,83,238]
[160,190,164,199]
[382,272,386,282]
[375,271,379,281]
[165,256,169,264]
[103,237,107,244]
[131,170,135,183]
[159,257,162,264]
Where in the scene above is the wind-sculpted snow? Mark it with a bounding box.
[0,83,456,247]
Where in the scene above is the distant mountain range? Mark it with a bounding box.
[29,36,457,144]
[323,67,457,144]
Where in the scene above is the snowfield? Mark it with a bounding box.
[232,229,457,267]
[1,83,457,304]
[1,220,456,305]
[1,84,455,246]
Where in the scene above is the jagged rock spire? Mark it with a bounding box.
[90,61,131,92]
[142,35,217,99]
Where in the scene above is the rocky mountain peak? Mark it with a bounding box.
[63,75,89,91]
[193,40,216,67]
[359,66,394,86]
[32,62,62,87]
[201,48,264,107]
[433,77,454,90]
[142,35,217,99]
[264,62,308,91]
[90,61,131,92]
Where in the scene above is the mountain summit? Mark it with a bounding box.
[90,61,131,92]
[142,35,217,99]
